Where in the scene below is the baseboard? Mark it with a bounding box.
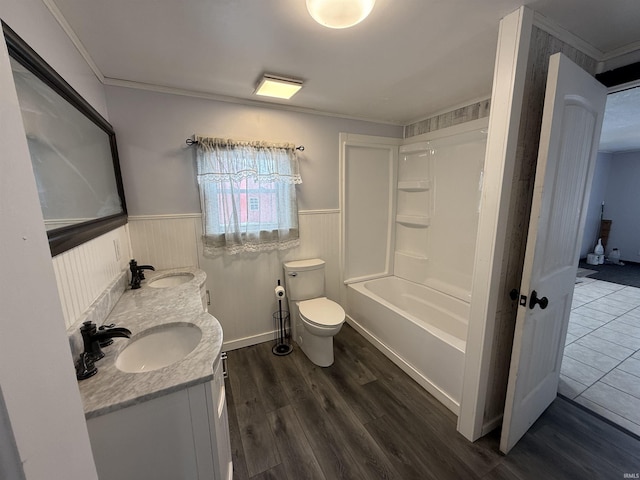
[223,330,277,351]
[345,315,460,416]
[481,414,503,436]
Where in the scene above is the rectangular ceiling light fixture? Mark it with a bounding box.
[254,74,303,100]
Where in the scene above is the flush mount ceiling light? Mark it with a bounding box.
[306,0,376,29]
[254,74,303,100]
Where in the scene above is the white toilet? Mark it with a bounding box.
[283,258,345,367]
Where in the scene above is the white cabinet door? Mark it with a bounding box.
[88,389,200,480]
[208,359,233,480]
[88,363,233,480]
[500,52,606,453]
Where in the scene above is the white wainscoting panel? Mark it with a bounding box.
[53,225,132,329]
[128,215,200,270]
[127,211,340,350]
[199,210,340,350]
[283,210,341,303]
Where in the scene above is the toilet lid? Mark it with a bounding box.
[298,297,345,327]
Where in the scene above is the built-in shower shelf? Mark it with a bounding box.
[395,251,428,261]
[397,180,430,192]
[396,215,430,227]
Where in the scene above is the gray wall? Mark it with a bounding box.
[0,388,24,480]
[105,85,403,215]
[106,84,402,348]
[603,150,640,262]
[580,150,640,263]
[580,152,612,257]
[0,0,108,118]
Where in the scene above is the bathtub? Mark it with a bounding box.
[346,275,469,414]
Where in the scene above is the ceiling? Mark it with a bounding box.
[52,0,640,132]
[600,86,640,153]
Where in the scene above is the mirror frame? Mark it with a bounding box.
[3,21,127,257]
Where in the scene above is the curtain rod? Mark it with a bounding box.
[185,138,304,151]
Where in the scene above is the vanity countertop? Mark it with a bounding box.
[77,267,223,419]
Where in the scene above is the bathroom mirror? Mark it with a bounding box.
[3,22,127,256]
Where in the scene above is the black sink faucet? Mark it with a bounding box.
[76,321,131,380]
[80,321,131,362]
[129,259,155,289]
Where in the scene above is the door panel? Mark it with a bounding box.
[500,53,606,453]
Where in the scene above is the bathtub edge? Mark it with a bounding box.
[345,315,460,416]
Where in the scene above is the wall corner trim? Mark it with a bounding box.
[457,5,533,442]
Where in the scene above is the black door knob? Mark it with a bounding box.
[529,290,549,310]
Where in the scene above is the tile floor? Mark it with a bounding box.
[559,276,640,436]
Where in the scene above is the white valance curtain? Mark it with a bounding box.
[195,136,302,256]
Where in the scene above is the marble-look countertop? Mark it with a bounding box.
[77,268,223,419]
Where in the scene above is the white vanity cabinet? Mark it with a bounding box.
[208,357,232,480]
[87,358,232,480]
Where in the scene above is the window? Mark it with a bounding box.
[195,137,302,256]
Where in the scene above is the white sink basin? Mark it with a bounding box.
[148,273,194,288]
[116,323,202,373]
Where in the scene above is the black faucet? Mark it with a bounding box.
[76,321,131,380]
[129,259,155,289]
[80,321,131,362]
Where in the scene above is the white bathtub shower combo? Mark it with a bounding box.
[341,120,488,414]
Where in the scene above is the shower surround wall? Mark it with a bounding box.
[395,125,486,301]
[345,119,488,413]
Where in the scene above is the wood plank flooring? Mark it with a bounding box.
[225,323,640,480]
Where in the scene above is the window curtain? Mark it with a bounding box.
[195,137,302,256]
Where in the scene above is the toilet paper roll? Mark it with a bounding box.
[275,285,286,299]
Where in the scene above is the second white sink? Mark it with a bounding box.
[116,323,202,373]
[148,273,194,288]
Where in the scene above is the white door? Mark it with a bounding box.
[500,52,607,453]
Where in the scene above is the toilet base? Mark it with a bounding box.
[299,334,335,367]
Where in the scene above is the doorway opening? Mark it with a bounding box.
[559,86,640,437]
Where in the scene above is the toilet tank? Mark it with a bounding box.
[283,259,326,301]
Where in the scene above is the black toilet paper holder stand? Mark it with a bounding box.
[273,279,293,356]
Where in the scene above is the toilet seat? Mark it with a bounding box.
[298,297,345,328]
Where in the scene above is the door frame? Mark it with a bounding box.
[457,6,534,441]
[499,52,607,452]
[458,6,609,441]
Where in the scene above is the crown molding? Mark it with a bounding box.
[42,0,105,82]
[532,11,604,62]
[601,40,640,63]
[103,77,403,126]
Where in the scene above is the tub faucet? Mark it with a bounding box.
[129,259,155,289]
